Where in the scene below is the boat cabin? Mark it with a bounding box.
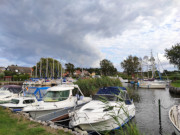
[43,85,84,102]
[92,86,132,105]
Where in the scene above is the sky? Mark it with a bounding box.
[0,0,180,71]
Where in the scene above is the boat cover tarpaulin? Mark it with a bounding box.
[2,85,22,94]
[97,87,126,95]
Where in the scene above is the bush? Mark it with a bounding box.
[75,76,122,96]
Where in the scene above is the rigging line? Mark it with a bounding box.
[157,54,169,80]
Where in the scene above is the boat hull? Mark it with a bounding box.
[169,105,180,135]
[139,82,166,89]
[71,105,135,131]
[29,109,61,119]
[78,115,134,131]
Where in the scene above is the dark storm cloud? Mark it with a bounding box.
[0,0,177,67]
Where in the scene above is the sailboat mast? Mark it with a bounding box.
[58,62,59,78]
[36,62,37,78]
[46,58,48,78]
[53,58,54,78]
[40,58,42,78]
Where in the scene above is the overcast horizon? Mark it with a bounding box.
[0,0,180,71]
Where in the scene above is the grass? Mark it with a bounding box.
[0,107,72,135]
[171,80,180,87]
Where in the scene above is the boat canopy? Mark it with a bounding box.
[24,87,49,101]
[97,87,126,95]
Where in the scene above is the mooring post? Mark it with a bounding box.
[159,99,161,121]
[158,99,162,135]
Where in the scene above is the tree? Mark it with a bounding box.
[65,63,75,76]
[121,55,141,76]
[165,43,180,70]
[100,59,117,76]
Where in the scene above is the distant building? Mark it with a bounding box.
[73,70,82,76]
[6,65,31,75]
[73,70,90,77]
[4,76,12,81]
[0,67,5,73]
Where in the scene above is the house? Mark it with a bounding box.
[82,70,90,76]
[0,67,5,73]
[73,70,82,77]
[63,71,70,77]
[73,70,90,77]
[6,65,31,75]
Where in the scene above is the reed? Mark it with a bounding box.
[75,76,122,96]
[126,88,140,102]
[99,89,143,135]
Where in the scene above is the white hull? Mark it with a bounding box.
[29,108,60,119]
[70,100,135,131]
[139,81,166,89]
[78,109,135,131]
[169,105,180,135]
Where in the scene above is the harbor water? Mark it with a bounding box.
[123,83,180,135]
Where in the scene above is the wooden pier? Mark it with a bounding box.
[0,81,24,85]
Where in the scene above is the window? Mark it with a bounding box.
[23,99,35,104]
[43,90,70,102]
[11,99,19,104]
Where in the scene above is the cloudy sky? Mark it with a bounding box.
[0,0,180,71]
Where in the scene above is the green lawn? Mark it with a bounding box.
[0,107,72,135]
[171,80,180,87]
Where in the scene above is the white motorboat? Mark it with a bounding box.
[169,105,180,135]
[0,97,38,112]
[69,86,135,131]
[22,84,92,120]
[0,85,22,104]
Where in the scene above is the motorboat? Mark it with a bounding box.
[169,105,180,135]
[0,97,38,112]
[0,85,22,104]
[139,80,166,89]
[69,86,135,131]
[22,84,92,120]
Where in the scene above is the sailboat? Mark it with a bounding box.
[139,52,167,89]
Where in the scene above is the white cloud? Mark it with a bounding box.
[0,0,180,71]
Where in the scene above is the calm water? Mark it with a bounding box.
[123,83,180,135]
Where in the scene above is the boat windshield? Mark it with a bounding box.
[92,95,117,101]
[0,87,8,91]
[11,99,19,104]
[43,90,70,102]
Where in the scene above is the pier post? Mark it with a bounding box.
[158,99,162,135]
